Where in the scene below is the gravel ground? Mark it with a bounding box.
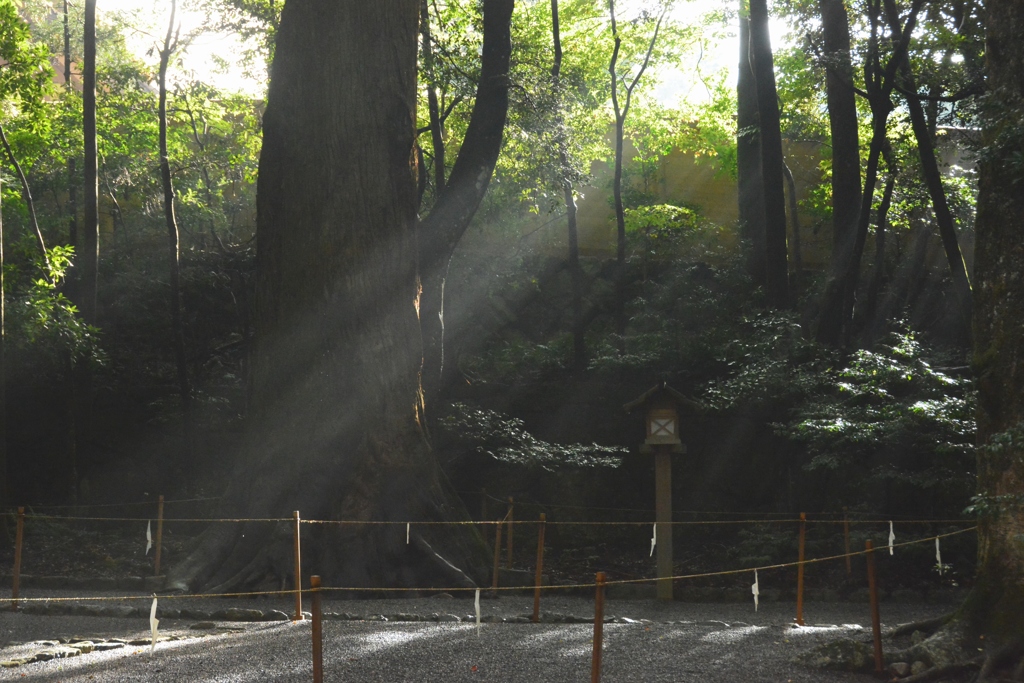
[0,590,951,682]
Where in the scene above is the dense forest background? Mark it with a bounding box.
[0,0,982,581]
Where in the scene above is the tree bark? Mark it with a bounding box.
[551,0,585,369]
[81,0,98,324]
[737,1,765,285]
[166,0,487,593]
[967,0,1024,651]
[417,0,513,401]
[748,0,789,308]
[819,0,861,270]
[157,1,194,467]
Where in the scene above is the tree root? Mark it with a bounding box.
[891,613,957,639]
[895,656,983,683]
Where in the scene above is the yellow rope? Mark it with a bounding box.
[0,528,976,604]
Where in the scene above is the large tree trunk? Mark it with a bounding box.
[166,0,488,593]
[966,0,1024,659]
[737,1,765,286]
[748,0,789,308]
[819,0,861,272]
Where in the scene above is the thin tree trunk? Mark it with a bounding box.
[819,0,861,269]
[0,176,6,507]
[417,0,513,401]
[748,0,788,308]
[0,123,47,267]
[782,159,802,285]
[158,1,193,466]
[81,0,98,323]
[64,0,77,251]
[420,0,446,196]
[815,0,923,345]
[609,0,663,342]
[551,0,584,369]
[862,148,896,337]
[883,0,972,328]
[737,0,765,285]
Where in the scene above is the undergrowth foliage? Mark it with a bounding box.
[437,402,624,471]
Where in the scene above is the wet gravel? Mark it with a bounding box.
[0,592,949,682]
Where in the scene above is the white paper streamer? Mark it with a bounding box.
[149,596,159,654]
[751,570,760,612]
[888,521,895,556]
[474,588,481,636]
[145,521,152,556]
[406,523,410,545]
[935,537,942,575]
[650,524,657,557]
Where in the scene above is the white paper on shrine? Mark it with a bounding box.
[146,520,152,556]
[650,524,657,557]
[475,588,482,636]
[888,521,895,556]
[751,570,760,612]
[935,537,942,575]
[149,596,159,654]
[406,523,410,545]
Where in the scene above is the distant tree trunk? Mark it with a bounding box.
[81,0,98,323]
[609,0,663,342]
[417,0,513,401]
[737,1,765,285]
[748,0,788,308]
[815,0,922,345]
[0,123,47,264]
[883,0,972,329]
[157,1,194,466]
[819,0,861,271]
[551,0,585,369]
[420,0,446,196]
[938,0,1024,668]
[166,0,487,593]
[862,153,895,334]
[64,0,78,255]
[0,177,6,506]
[782,159,802,284]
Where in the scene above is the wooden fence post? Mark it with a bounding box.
[311,575,323,683]
[154,495,165,576]
[532,513,546,623]
[795,512,806,626]
[293,511,303,620]
[11,507,24,611]
[506,497,514,568]
[491,520,503,590]
[866,540,884,676]
[843,507,852,576]
[591,572,606,683]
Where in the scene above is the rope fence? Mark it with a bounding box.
[1,504,978,682]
